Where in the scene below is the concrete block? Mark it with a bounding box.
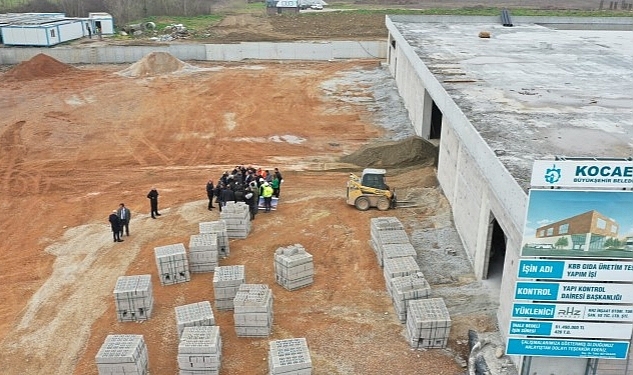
[274,244,314,291]
[213,265,245,311]
[96,334,148,375]
[175,301,216,338]
[233,284,273,337]
[199,221,230,257]
[269,338,312,375]
[154,243,191,286]
[382,242,417,266]
[388,272,430,323]
[371,229,409,263]
[113,275,153,322]
[383,256,420,279]
[188,233,219,273]
[406,298,451,349]
[370,217,404,232]
[178,326,222,374]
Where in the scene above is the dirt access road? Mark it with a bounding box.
[0,53,502,374]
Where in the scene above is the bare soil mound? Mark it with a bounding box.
[4,53,75,81]
[340,136,437,168]
[118,51,189,77]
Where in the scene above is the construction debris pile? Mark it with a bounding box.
[148,23,194,42]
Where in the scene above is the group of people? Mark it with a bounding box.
[107,187,162,243]
[206,166,284,219]
[108,203,131,243]
[107,168,282,244]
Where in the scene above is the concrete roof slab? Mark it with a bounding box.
[389,16,633,188]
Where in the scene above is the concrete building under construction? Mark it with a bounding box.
[386,14,633,375]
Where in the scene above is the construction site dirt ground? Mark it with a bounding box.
[0,54,508,374]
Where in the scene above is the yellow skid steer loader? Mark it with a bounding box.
[346,168,396,211]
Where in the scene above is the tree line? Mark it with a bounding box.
[0,0,229,27]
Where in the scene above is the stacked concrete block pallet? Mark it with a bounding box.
[199,220,230,258]
[373,230,411,267]
[382,242,417,265]
[154,243,191,286]
[219,201,251,239]
[95,334,148,375]
[405,298,451,349]
[274,244,314,291]
[188,233,219,273]
[178,325,222,375]
[212,265,245,310]
[386,272,430,323]
[175,301,216,338]
[370,217,404,233]
[113,274,153,322]
[268,338,312,375]
[369,217,409,267]
[383,256,420,281]
[233,284,274,337]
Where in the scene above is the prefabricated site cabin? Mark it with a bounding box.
[0,12,113,46]
[87,12,114,36]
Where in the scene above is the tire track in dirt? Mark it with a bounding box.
[0,120,44,195]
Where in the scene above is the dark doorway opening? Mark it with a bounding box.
[486,218,507,282]
[429,101,443,139]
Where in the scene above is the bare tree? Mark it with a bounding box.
[58,0,84,17]
[103,0,145,26]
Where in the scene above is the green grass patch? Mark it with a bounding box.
[245,2,266,11]
[135,14,223,30]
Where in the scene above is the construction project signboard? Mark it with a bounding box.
[507,160,633,359]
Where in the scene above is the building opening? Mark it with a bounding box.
[429,101,442,139]
[485,217,507,284]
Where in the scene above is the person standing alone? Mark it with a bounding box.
[117,203,131,237]
[206,179,215,210]
[109,210,123,242]
[273,167,284,197]
[147,187,161,219]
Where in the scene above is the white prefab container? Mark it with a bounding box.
[1,19,83,46]
[88,12,114,35]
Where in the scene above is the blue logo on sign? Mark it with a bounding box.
[544,164,561,184]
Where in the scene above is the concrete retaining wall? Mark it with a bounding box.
[0,41,387,65]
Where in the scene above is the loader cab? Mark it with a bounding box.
[361,168,389,190]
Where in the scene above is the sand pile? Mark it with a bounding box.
[340,136,437,169]
[118,52,191,77]
[3,53,75,81]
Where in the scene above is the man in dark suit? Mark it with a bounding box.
[206,179,215,210]
[117,203,131,237]
[147,187,161,219]
[109,210,123,242]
